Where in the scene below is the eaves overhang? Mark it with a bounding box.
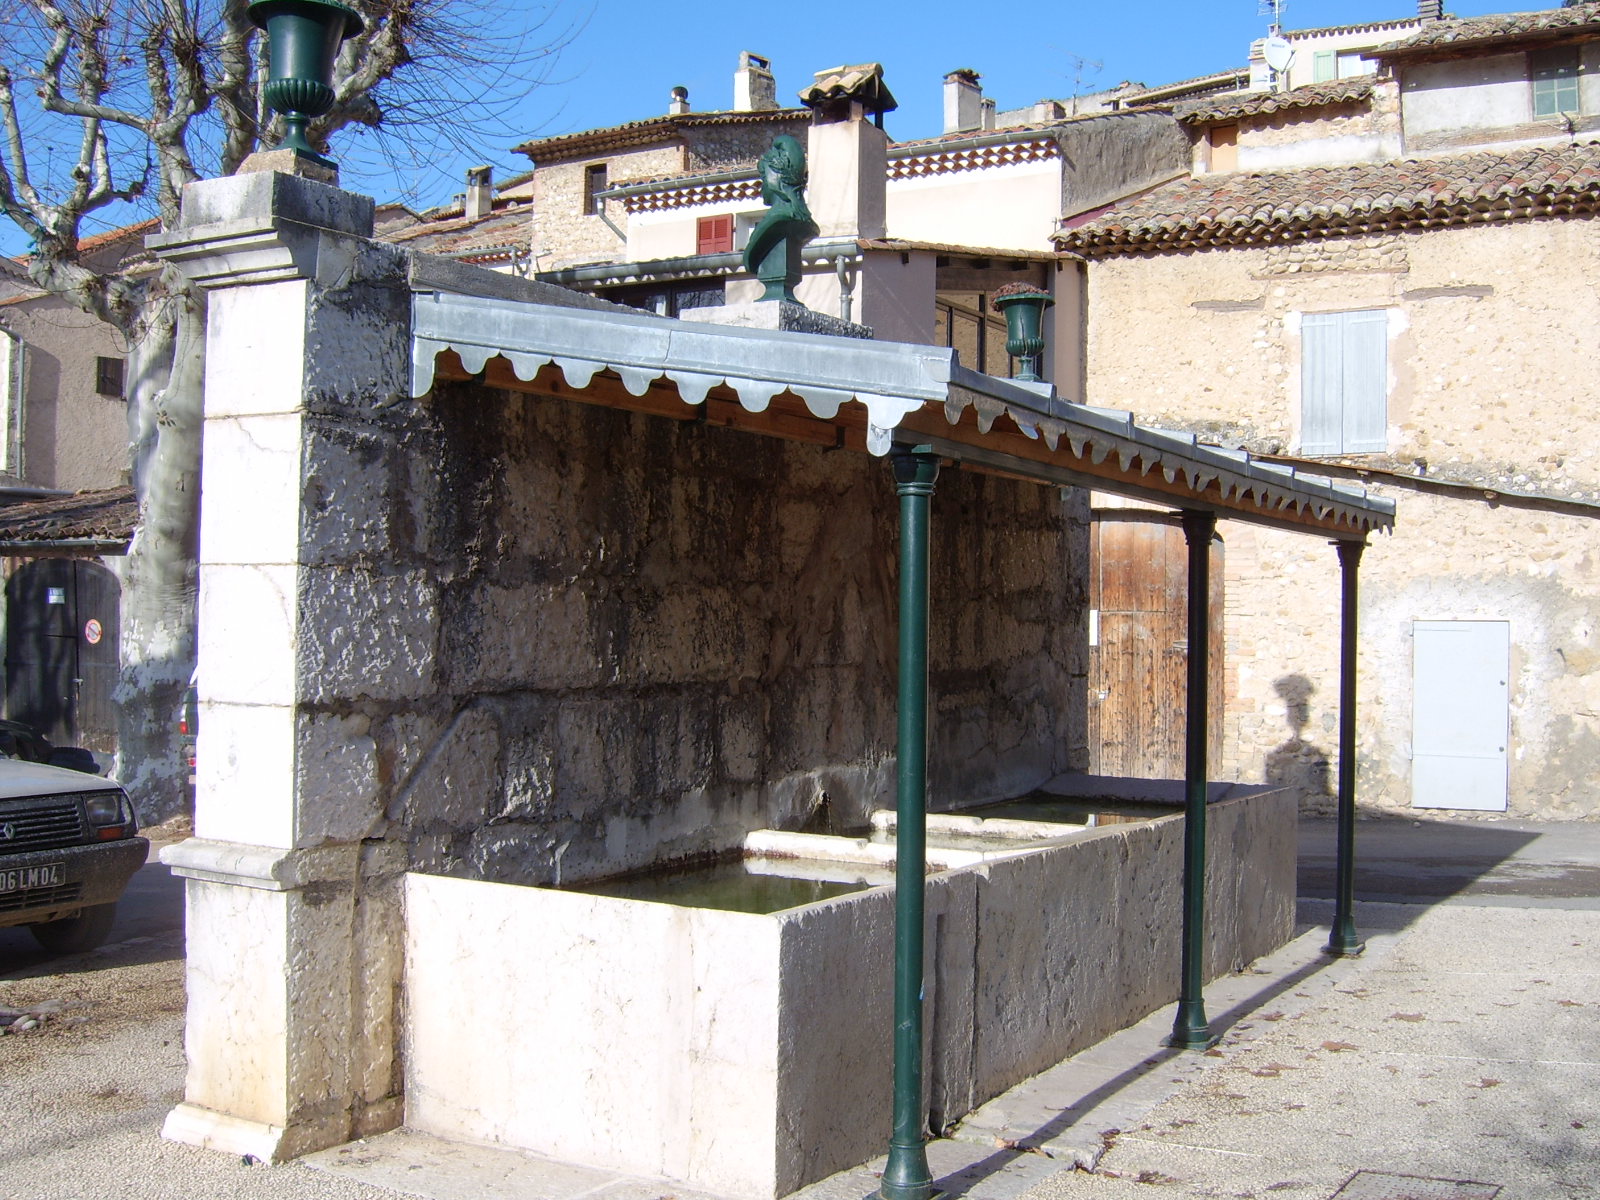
[411,291,1393,539]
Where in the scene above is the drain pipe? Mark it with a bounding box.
[880,446,940,1200]
[1325,539,1367,957]
[1169,509,1219,1050]
[836,255,855,323]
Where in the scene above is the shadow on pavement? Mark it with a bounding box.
[1298,812,1557,904]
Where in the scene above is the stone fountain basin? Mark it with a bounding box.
[401,779,1293,1198]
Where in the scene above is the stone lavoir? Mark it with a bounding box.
[149,161,1391,1199]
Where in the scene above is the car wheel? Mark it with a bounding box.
[29,903,118,955]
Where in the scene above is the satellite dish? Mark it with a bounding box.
[1263,36,1295,73]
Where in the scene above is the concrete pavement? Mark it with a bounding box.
[4,813,1597,1199]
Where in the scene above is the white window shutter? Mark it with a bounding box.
[1299,309,1387,455]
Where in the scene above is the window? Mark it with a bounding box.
[1531,47,1580,118]
[1313,50,1337,83]
[1209,124,1238,172]
[582,163,607,215]
[95,355,125,399]
[696,214,734,255]
[1300,309,1388,454]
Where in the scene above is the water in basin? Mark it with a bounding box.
[578,856,892,914]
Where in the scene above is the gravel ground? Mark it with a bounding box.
[0,932,407,1200]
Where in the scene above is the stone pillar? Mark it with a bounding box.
[147,169,416,1162]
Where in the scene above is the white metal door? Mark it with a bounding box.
[1412,620,1509,811]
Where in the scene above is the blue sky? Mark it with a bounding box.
[442,0,1535,184]
[0,0,1549,257]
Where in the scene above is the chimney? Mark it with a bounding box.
[1418,0,1444,17]
[943,69,983,134]
[669,85,690,115]
[465,164,492,220]
[734,52,778,111]
[980,96,997,131]
[800,64,894,240]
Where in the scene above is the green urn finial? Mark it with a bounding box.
[990,283,1055,383]
[742,134,818,304]
[248,0,365,168]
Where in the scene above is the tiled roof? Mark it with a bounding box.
[77,218,160,252]
[1174,79,1374,125]
[1376,2,1600,56]
[1054,142,1600,255]
[798,63,898,115]
[0,487,136,545]
[383,203,532,262]
[512,109,809,163]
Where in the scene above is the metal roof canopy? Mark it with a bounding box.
[411,291,1394,539]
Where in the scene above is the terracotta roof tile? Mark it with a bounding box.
[1055,142,1600,255]
[383,203,532,260]
[513,109,809,163]
[1376,2,1600,56]
[0,487,136,544]
[1174,78,1374,125]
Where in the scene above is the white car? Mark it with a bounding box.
[0,759,147,955]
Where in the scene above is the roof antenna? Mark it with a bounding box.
[1259,0,1294,92]
[1259,0,1286,35]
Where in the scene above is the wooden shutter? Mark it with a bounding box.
[1300,309,1387,454]
[1313,50,1336,83]
[696,214,734,255]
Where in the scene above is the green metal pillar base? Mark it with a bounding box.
[877,1155,938,1200]
[1323,933,1367,958]
[1165,999,1219,1050]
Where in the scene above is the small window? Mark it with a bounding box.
[96,355,125,399]
[696,214,734,255]
[1313,50,1337,83]
[1531,47,1580,118]
[582,163,608,215]
[1300,309,1388,455]
[1337,52,1373,79]
[1209,124,1239,172]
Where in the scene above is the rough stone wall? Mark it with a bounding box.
[1222,490,1600,819]
[1239,104,1374,150]
[1057,111,1190,219]
[338,385,1084,888]
[684,119,811,169]
[1086,218,1600,498]
[531,146,684,270]
[1084,216,1600,816]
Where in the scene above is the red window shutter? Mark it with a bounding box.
[697,214,734,255]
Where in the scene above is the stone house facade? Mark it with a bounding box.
[1057,2,1600,818]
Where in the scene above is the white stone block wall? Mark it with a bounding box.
[403,786,1293,1197]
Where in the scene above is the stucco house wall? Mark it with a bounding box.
[0,289,129,491]
[1080,216,1600,817]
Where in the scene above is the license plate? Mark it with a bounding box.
[0,863,63,894]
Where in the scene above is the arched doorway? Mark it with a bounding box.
[1087,511,1223,778]
[4,557,121,753]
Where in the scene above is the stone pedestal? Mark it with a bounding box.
[147,171,413,1162]
[676,298,872,339]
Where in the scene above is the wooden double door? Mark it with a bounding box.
[1088,513,1223,779]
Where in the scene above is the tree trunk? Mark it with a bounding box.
[115,267,204,825]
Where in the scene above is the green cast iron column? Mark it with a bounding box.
[1326,539,1367,957]
[1169,509,1218,1050]
[880,446,939,1200]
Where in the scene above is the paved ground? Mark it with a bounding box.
[3,814,1597,1200]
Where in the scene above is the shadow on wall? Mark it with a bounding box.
[1264,674,1333,813]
